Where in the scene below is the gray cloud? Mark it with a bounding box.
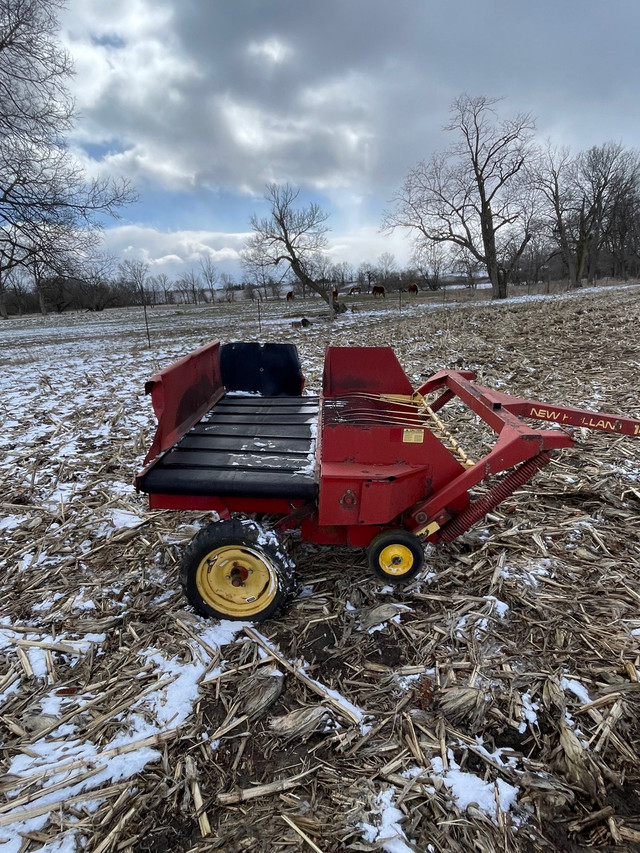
[60,0,640,273]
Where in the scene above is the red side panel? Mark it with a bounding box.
[317,391,468,527]
[142,339,224,465]
[323,346,414,397]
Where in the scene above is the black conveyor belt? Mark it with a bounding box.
[137,394,319,500]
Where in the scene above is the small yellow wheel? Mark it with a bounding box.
[367,530,425,584]
[180,519,295,621]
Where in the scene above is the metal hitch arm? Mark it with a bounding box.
[407,370,640,542]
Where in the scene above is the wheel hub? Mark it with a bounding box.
[230,563,249,586]
[196,544,278,617]
[378,544,414,576]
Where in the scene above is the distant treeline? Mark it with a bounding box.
[1,253,634,318]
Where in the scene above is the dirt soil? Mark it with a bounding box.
[1,283,640,852]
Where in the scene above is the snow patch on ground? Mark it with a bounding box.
[0,619,246,852]
[430,753,519,820]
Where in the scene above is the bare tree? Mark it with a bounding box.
[242,183,345,314]
[330,260,353,289]
[357,261,376,292]
[241,250,283,300]
[76,251,117,311]
[199,254,218,301]
[173,276,191,304]
[119,259,148,298]
[452,246,483,289]
[30,247,80,314]
[153,272,172,303]
[511,231,554,289]
[384,94,536,299]
[119,259,151,344]
[603,182,640,280]
[411,242,448,290]
[309,252,334,302]
[0,237,19,317]
[175,269,203,304]
[148,271,172,304]
[172,269,202,304]
[220,272,236,302]
[376,252,397,285]
[532,141,640,288]
[576,143,640,285]
[5,265,29,314]
[0,0,73,139]
[271,272,290,299]
[188,269,204,304]
[0,0,135,300]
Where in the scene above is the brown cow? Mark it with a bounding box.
[349,285,361,295]
[372,285,386,298]
[407,283,419,294]
[286,291,294,301]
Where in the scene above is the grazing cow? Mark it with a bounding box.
[407,283,419,295]
[332,288,338,301]
[286,290,294,301]
[349,285,361,295]
[372,285,386,298]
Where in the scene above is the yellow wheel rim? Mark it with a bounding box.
[378,544,414,577]
[195,544,278,618]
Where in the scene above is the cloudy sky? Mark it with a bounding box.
[59,0,640,281]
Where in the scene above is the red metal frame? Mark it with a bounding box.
[140,339,224,468]
[404,370,640,543]
[146,494,307,517]
[137,344,640,550]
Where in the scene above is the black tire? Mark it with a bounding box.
[367,529,425,584]
[179,518,296,622]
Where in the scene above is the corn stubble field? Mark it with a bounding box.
[1,283,640,853]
